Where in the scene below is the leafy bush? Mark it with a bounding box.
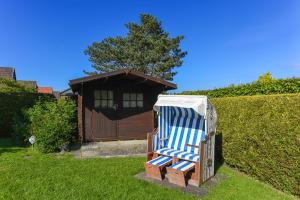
[182,77,300,97]
[211,94,300,196]
[26,99,77,153]
[257,72,274,84]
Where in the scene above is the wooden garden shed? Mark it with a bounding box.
[69,69,176,143]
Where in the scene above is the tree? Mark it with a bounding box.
[257,72,274,84]
[84,14,187,81]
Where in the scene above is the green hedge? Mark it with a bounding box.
[0,93,39,137]
[0,93,54,138]
[0,78,36,93]
[182,78,300,97]
[211,94,300,196]
[0,79,52,137]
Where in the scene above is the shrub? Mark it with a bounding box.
[211,93,300,196]
[26,99,77,153]
[257,72,274,84]
[181,77,300,97]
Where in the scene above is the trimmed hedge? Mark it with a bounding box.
[182,78,300,97]
[211,94,300,196]
[0,79,52,137]
[0,93,39,137]
[0,78,35,93]
[0,93,54,138]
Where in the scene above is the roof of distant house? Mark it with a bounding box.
[0,67,16,80]
[38,87,53,94]
[60,88,74,96]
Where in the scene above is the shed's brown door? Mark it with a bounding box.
[89,89,118,140]
[91,109,117,140]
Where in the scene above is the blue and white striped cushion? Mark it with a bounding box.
[168,160,195,172]
[147,156,172,167]
[156,148,200,162]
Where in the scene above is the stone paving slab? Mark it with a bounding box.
[72,140,147,158]
[135,172,227,198]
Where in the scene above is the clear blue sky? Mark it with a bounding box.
[0,0,299,92]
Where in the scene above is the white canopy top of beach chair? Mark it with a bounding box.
[153,95,209,117]
[153,95,217,135]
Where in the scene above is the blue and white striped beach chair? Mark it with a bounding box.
[155,106,205,162]
[145,95,217,187]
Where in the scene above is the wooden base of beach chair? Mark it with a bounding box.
[144,163,164,180]
[144,156,172,180]
[166,161,195,187]
[189,162,200,186]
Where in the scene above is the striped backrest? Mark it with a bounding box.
[166,107,205,154]
[153,106,172,151]
[153,106,205,153]
[158,106,172,148]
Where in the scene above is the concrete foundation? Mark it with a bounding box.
[72,140,147,158]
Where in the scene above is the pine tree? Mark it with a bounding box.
[84,14,187,81]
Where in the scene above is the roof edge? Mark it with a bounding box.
[69,69,177,90]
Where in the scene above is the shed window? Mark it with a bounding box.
[94,90,113,108]
[123,93,143,108]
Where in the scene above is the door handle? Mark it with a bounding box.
[113,104,118,111]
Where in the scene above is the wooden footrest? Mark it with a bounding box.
[144,156,172,180]
[166,160,195,187]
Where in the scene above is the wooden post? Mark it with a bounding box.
[77,86,84,144]
[147,132,154,161]
[199,140,205,185]
[147,129,158,161]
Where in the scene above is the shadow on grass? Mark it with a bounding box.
[0,148,25,154]
[214,132,224,173]
[0,137,27,155]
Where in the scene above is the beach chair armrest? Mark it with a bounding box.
[160,137,168,141]
[185,144,200,148]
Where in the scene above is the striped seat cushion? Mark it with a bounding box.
[156,148,200,162]
[168,160,195,172]
[147,156,172,167]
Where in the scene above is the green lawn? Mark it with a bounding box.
[0,139,296,200]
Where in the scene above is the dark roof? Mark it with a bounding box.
[69,69,177,90]
[0,67,16,80]
[60,88,74,96]
[17,80,38,89]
